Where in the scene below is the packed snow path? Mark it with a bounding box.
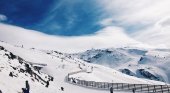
[66,71,170,93]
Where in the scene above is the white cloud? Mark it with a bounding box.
[0,14,7,22]
[157,17,170,27]
[96,0,170,48]
[99,18,114,27]
[98,0,170,26]
[132,16,170,48]
[0,23,151,53]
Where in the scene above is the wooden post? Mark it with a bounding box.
[91,81,93,87]
[81,80,83,85]
[108,83,110,89]
[94,82,96,88]
[134,84,136,90]
[101,82,104,88]
[167,85,170,92]
[84,81,86,86]
[82,80,83,86]
[80,80,82,85]
[161,85,163,93]
[104,82,105,89]
[97,82,99,88]
[83,80,85,86]
[107,83,109,89]
[147,85,149,92]
[122,83,123,89]
[153,85,156,92]
[77,79,79,84]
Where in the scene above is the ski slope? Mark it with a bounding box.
[71,48,170,83]
[0,41,168,93]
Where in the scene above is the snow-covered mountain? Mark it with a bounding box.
[70,48,170,83]
[0,41,168,93]
[0,23,170,93]
[0,23,153,53]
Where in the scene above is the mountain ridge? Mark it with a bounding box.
[70,48,170,83]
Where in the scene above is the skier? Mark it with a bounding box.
[25,81,30,93]
[72,78,76,83]
[9,72,13,77]
[132,88,135,93]
[61,87,64,91]
[46,81,49,88]
[110,86,113,93]
[91,66,93,72]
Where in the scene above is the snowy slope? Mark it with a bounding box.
[71,48,170,83]
[0,41,167,93]
[0,23,153,53]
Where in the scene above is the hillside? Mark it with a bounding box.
[71,48,170,83]
[0,41,168,93]
[0,23,153,53]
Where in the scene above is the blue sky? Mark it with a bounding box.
[0,0,107,36]
[0,0,170,36]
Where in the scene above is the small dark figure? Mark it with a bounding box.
[110,87,113,93]
[25,81,30,93]
[46,81,49,88]
[0,90,2,93]
[132,88,135,93]
[25,66,33,77]
[72,78,76,83]
[38,70,40,74]
[61,87,64,91]
[51,77,54,81]
[9,72,13,77]
[91,66,94,72]
[78,64,81,69]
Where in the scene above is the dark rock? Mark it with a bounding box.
[120,69,134,76]
[138,69,163,81]
[0,46,4,50]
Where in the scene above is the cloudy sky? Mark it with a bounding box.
[1,0,169,35]
[0,0,170,52]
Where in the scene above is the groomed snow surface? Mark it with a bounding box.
[0,41,168,93]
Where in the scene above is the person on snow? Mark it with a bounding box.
[46,81,49,88]
[25,81,30,93]
[110,86,113,93]
[132,88,135,93]
[61,87,64,91]
[72,78,76,83]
